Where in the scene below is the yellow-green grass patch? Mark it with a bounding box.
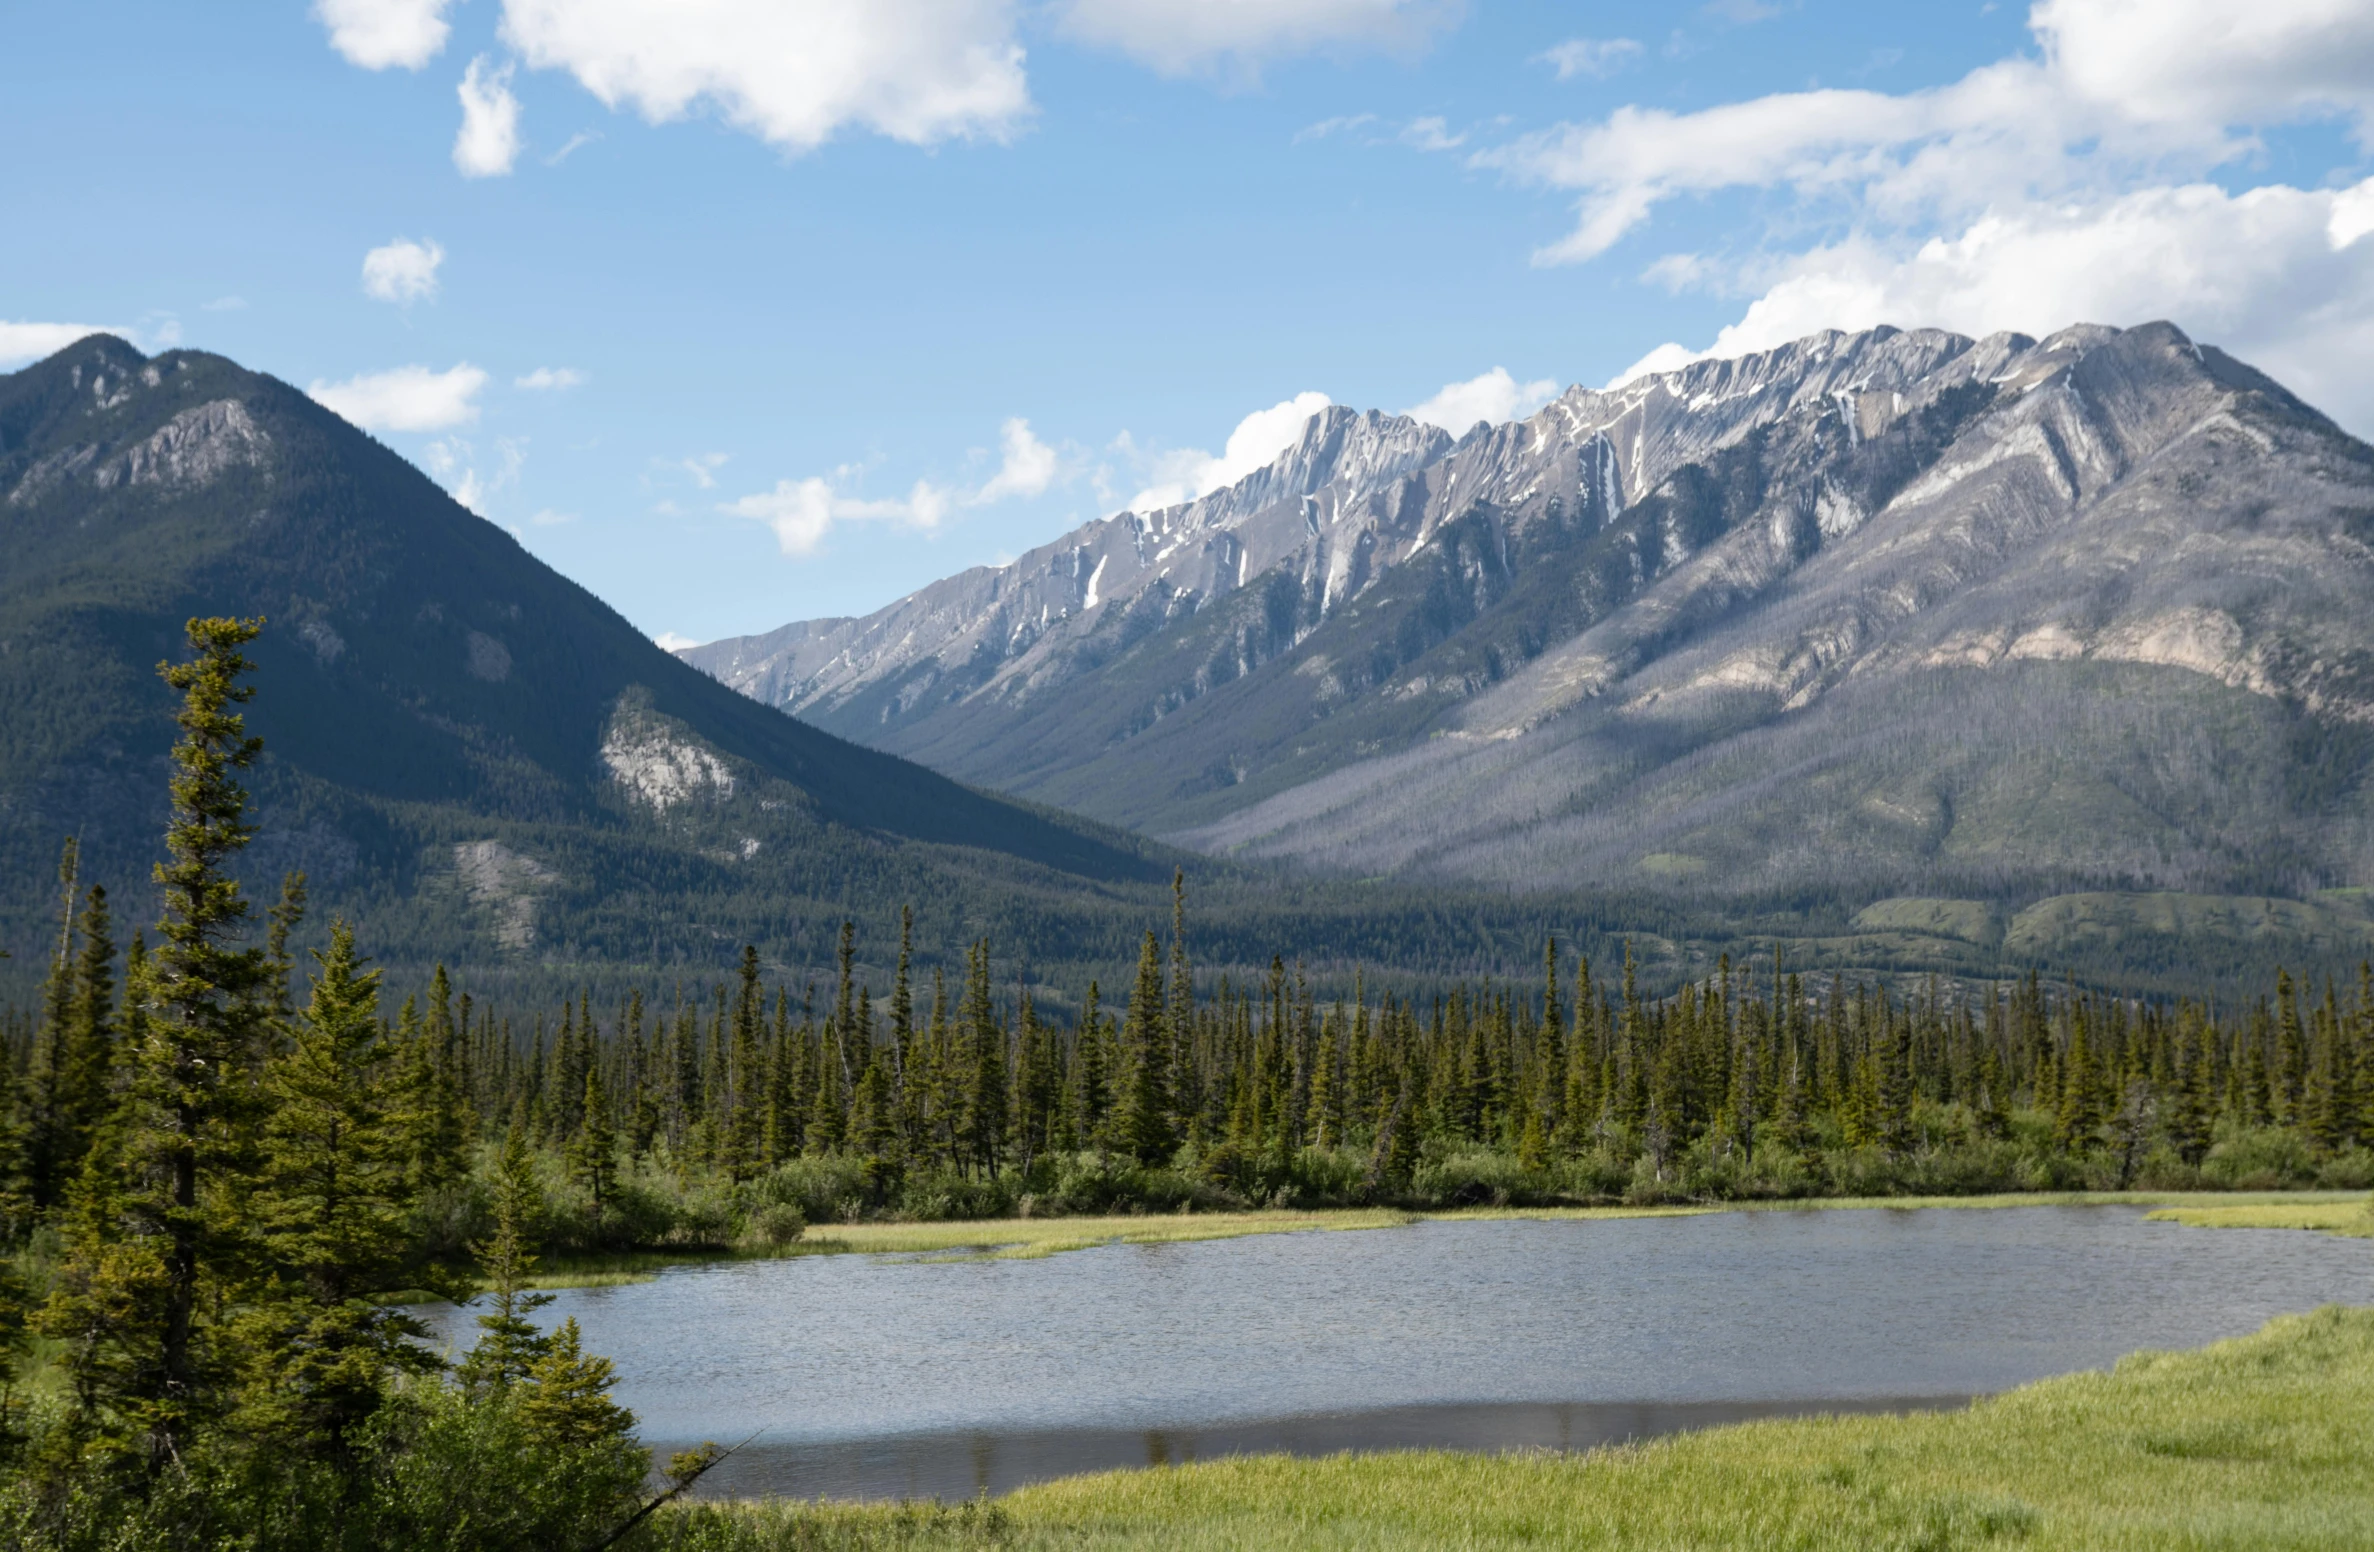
[681,1304,2374,1550]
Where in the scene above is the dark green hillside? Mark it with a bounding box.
[0,335,1165,992]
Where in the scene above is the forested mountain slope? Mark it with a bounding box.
[0,335,1166,989]
[688,323,2374,913]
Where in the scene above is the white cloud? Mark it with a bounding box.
[1538,37,1641,81]
[1054,0,1462,77]
[497,0,1031,153]
[974,417,1059,502]
[1125,390,1331,512]
[361,238,444,304]
[1403,367,1559,432]
[425,435,527,514]
[546,130,601,164]
[1614,175,2374,435]
[679,452,729,489]
[455,55,524,177]
[655,631,701,652]
[1296,112,1377,142]
[515,366,585,390]
[315,0,453,69]
[1488,0,2374,265]
[725,476,954,555]
[2032,0,2374,131]
[202,295,248,313]
[0,321,123,369]
[1400,116,1463,152]
[529,507,578,526]
[308,363,488,432]
[726,415,1070,555]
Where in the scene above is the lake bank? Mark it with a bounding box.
[661,1303,2374,1550]
[513,1189,2369,1285]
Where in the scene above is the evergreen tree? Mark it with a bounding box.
[958,941,1007,1174]
[238,921,440,1457]
[1116,932,1174,1167]
[85,617,274,1468]
[459,1114,554,1395]
[1072,980,1109,1153]
[518,1316,635,1451]
[569,1070,619,1235]
[23,839,84,1213]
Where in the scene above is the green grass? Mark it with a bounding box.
[668,1304,2374,1550]
[2146,1200,2374,1240]
[799,1209,1421,1261]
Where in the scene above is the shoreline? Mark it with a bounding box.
[508,1188,2371,1289]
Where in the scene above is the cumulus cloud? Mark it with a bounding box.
[726,416,1065,555]
[1488,0,2374,265]
[1125,390,1331,512]
[1403,367,1559,433]
[2032,0,2374,130]
[0,321,125,368]
[974,417,1059,502]
[496,0,1031,153]
[455,55,524,176]
[655,631,701,652]
[515,366,585,390]
[315,0,453,70]
[1538,37,1641,81]
[308,363,488,432]
[361,238,444,304]
[1055,0,1462,77]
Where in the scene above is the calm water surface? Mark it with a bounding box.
[428,1206,2373,1499]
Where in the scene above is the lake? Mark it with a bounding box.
[425,1206,2374,1500]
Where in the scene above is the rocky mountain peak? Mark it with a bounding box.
[686,320,2374,908]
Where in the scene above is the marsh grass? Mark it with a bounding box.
[658,1305,2374,1550]
[2146,1199,2374,1239]
[804,1209,1421,1261]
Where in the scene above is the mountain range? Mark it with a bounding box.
[687,322,2374,973]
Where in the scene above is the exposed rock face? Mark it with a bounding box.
[687,321,2374,901]
[600,701,738,812]
[452,839,556,950]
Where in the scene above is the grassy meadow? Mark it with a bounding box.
[653,1303,2374,1551]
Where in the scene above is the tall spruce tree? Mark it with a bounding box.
[76,617,274,1468]
[239,921,440,1457]
[1116,931,1174,1167]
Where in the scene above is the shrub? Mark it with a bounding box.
[740,1203,807,1249]
[2202,1126,2318,1189]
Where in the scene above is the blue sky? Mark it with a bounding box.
[6,2,2373,646]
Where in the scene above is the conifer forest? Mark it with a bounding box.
[0,621,2367,1548]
